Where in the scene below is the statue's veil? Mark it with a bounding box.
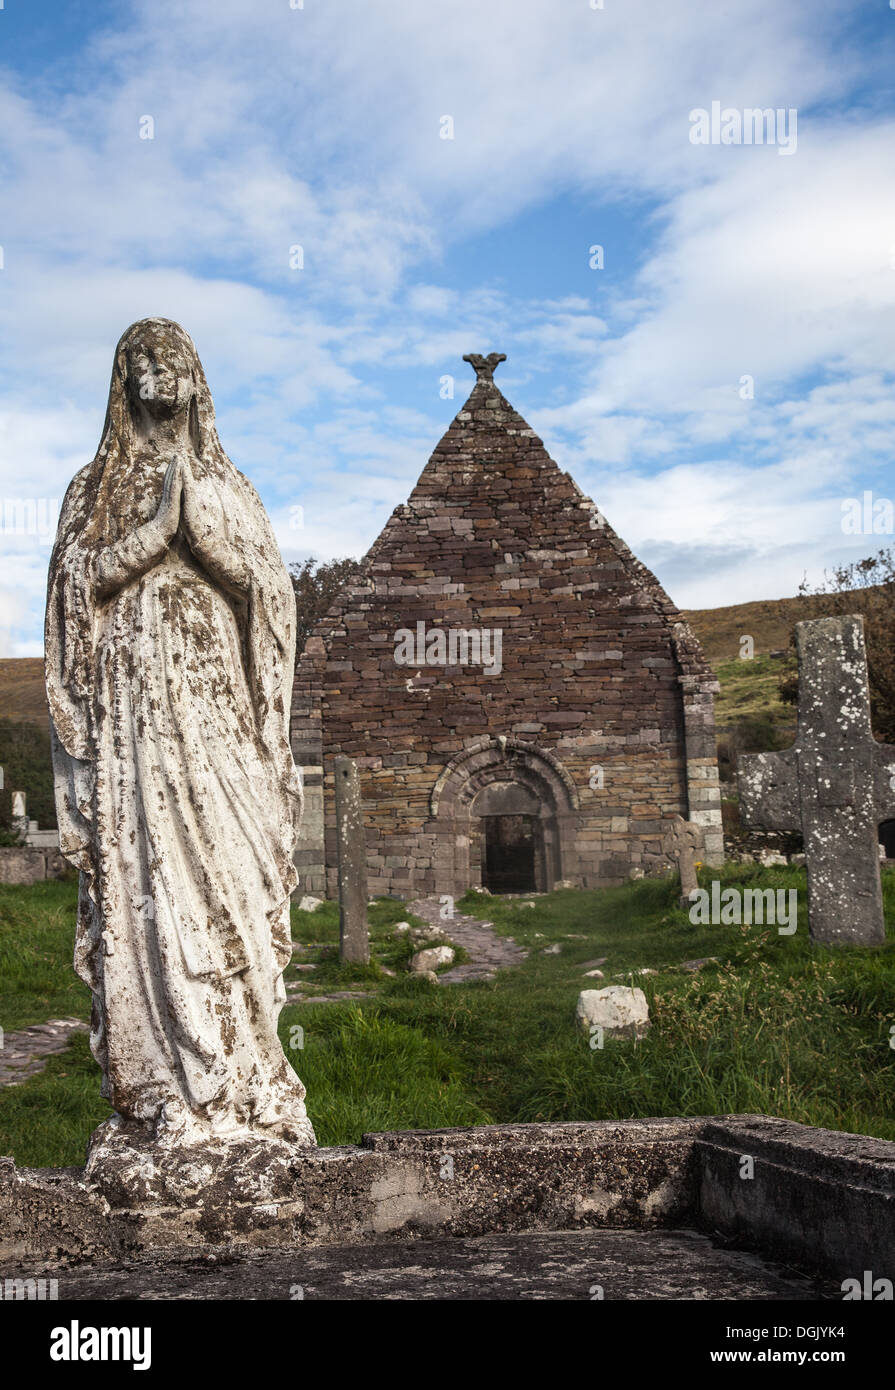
[45,318,299,792]
[57,318,225,554]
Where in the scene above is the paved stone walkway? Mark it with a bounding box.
[408,897,527,982]
[0,1018,89,1088]
[284,988,374,1005]
[283,896,526,1005]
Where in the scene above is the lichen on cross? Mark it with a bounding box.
[738,615,895,945]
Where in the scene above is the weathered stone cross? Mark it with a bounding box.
[662,815,704,907]
[738,615,895,945]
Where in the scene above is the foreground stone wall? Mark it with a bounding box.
[0,846,68,885]
[292,369,724,900]
[2,1116,892,1284]
[696,1117,895,1282]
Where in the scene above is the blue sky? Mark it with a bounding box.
[2,0,895,654]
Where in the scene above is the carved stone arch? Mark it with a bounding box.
[430,736,580,817]
[428,737,580,897]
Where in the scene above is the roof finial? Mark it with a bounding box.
[463,352,506,383]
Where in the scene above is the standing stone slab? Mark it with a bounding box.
[662,815,704,907]
[291,351,723,902]
[11,791,27,843]
[334,756,370,963]
[738,615,895,945]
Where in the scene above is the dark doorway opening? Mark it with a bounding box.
[880,820,895,860]
[482,814,536,893]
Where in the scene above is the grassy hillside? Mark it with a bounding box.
[683,590,854,774]
[682,590,848,666]
[711,654,795,735]
[0,719,56,831]
[0,661,53,829]
[0,658,49,727]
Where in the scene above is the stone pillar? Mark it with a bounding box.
[290,637,327,896]
[11,791,28,844]
[680,690,725,865]
[555,809,581,885]
[671,622,725,866]
[334,756,369,964]
[431,814,459,900]
[739,615,895,945]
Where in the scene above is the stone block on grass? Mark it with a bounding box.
[576,986,650,1039]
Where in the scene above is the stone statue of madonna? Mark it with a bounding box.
[46,318,316,1164]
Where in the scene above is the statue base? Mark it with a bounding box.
[84,1113,317,1211]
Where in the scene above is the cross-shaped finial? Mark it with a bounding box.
[463,352,506,383]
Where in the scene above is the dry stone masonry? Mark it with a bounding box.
[292,353,724,901]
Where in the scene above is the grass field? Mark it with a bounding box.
[1,866,893,1167]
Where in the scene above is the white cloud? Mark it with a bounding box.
[1,0,894,652]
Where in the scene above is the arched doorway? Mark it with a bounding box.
[428,737,580,897]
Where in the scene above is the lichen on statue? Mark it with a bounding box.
[45,318,315,1165]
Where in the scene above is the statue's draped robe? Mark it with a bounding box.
[46,381,313,1145]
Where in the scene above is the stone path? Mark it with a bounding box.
[283,897,526,1006]
[408,897,527,983]
[284,988,374,1005]
[0,1018,89,1088]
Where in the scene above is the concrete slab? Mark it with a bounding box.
[6,1228,838,1301]
[2,1117,891,1296]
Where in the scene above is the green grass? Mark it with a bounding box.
[0,715,57,832]
[0,1034,111,1168]
[0,878,87,1031]
[283,1007,490,1144]
[286,895,467,990]
[445,868,895,1136]
[1,867,894,1166]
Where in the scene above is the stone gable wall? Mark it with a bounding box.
[292,375,723,898]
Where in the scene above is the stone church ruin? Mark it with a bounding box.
[291,353,724,900]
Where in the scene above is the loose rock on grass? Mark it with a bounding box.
[410,945,455,974]
[576,986,650,1040]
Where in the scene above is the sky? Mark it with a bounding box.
[1,0,894,656]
